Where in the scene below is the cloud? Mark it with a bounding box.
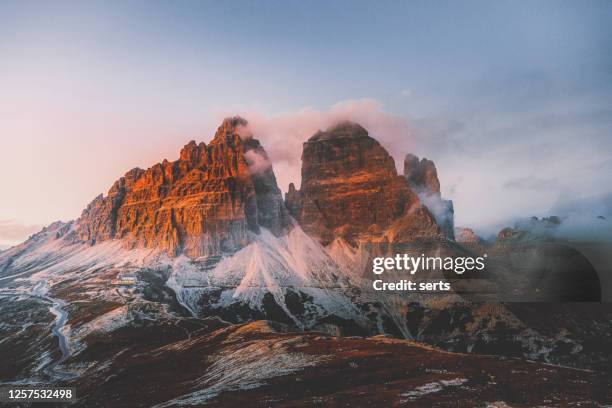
[407,79,612,233]
[413,188,454,235]
[0,220,43,246]
[235,123,253,140]
[400,89,413,98]
[549,192,612,219]
[503,176,559,191]
[244,149,272,175]
[215,98,418,192]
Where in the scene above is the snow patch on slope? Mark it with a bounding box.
[70,306,131,354]
[167,225,366,327]
[400,378,468,402]
[1,219,411,337]
[0,222,165,288]
[326,237,370,278]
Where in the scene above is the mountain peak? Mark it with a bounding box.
[211,116,250,144]
[309,121,369,142]
[179,140,206,163]
[77,117,288,257]
[222,115,248,129]
[404,153,440,195]
[286,125,441,245]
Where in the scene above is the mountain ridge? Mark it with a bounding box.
[77,116,290,259]
[0,116,457,337]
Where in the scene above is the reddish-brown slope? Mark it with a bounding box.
[71,320,612,407]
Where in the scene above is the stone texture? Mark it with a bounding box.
[78,117,288,257]
[404,153,455,239]
[404,153,440,194]
[285,121,441,245]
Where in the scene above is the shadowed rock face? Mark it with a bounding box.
[404,153,455,239]
[77,117,289,257]
[285,121,441,245]
[242,137,288,235]
[404,153,440,194]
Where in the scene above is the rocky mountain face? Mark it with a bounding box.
[285,122,442,245]
[404,153,455,239]
[403,153,440,194]
[77,117,289,258]
[77,119,453,256]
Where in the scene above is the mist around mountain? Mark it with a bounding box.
[1,117,611,406]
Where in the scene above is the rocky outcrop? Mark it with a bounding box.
[285,121,441,245]
[78,117,289,257]
[242,137,288,235]
[404,153,440,194]
[76,118,454,256]
[496,227,520,243]
[454,227,485,245]
[284,183,301,220]
[404,153,455,239]
[494,217,562,244]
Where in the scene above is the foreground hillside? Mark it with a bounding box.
[55,321,612,407]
